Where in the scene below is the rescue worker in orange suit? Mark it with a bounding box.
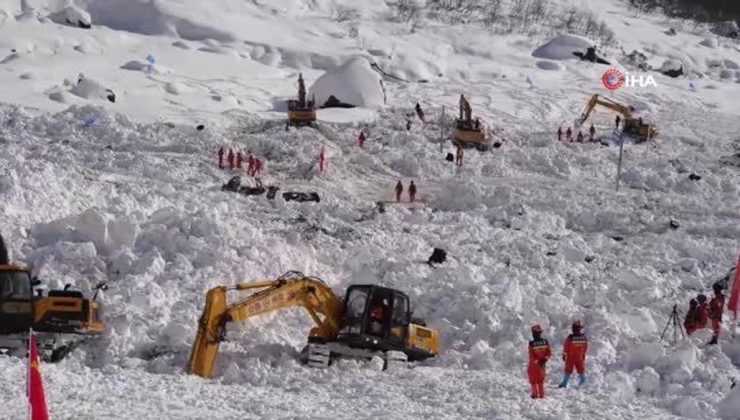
[227,149,235,170]
[218,147,225,169]
[369,300,387,335]
[708,283,725,345]
[395,181,403,202]
[566,127,573,142]
[254,158,263,176]
[408,181,417,202]
[456,146,464,167]
[528,324,551,399]
[247,151,255,176]
[684,299,699,335]
[696,294,709,330]
[559,320,588,388]
[358,131,366,148]
[557,126,563,141]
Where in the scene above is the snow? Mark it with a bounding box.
[531,34,595,61]
[0,0,739,418]
[308,57,385,108]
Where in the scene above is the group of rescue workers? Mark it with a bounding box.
[529,282,729,400]
[683,282,726,345]
[218,147,264,176]
[557,124,597,143]
[395,180,417,203]
[528,320,589,399]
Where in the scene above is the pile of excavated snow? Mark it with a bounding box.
[309,57,385,108]
[532,34,594,60]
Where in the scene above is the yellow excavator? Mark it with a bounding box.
[187,271,439,378]
[0,233,106,361]
[578,94,658,142]
[453,94,489,151]
[286,73,316,127]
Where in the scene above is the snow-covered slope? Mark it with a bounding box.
[1,0,739,419]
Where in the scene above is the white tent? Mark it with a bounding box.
[308,57,385,108]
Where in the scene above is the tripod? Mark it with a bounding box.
[660,304,685,344]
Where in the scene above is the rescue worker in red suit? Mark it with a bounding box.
[254,158,263,176]
[559,320,588,388]
[318,147,326,173]
[227,149,235,170]
[557,126,563,141]
[369,300,387,335]
[684,299,699,335]
[358,132,366,148]
[696,294,709,330]
[566,127,573,142]
[528,324,551,399]
[708,283,725,345]
[236,151,243,169]
[218,147,225,169]
[247,151,255,176]
[408,181,417,202]
[395,181,403,202]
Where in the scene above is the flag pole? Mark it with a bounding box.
[28,328,32,420]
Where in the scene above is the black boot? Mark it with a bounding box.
[708,335,718,345]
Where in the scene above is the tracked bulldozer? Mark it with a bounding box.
[0,232,106,361]
[578,94,658,142]
[187,271,439,378]
[453,94,489,151]
[287,73,317,127]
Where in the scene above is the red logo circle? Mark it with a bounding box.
[602,69,624,91]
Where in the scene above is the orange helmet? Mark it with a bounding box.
[531,324,543,334]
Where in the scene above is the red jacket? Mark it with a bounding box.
[563,333,588,361]
[696,302,709,328]
[528,338,551,367]
[710,294,725,321]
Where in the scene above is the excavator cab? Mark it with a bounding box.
[0,265,36,335]
[337,285,434,360]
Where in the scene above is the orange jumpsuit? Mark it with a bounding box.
[563,333,588,375]
[709,293,725,338]
[528,338,551,398]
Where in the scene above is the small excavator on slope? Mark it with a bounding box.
[187,271,439,378]
[0,232,106,361]
[453,94,490,151]
[578,94,658,142]
[286,73,317,127]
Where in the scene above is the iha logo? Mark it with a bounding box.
[602,68,624,91]
[601,68,657,90]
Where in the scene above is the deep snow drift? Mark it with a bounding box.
[1,0,739,419]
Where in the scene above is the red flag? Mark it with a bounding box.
[27,330,49,420]
[728,254,740,320]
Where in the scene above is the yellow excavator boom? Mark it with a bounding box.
[578,94,634,126]
[187,271,343,378]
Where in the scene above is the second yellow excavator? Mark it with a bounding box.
[578,94,658,142]
[187,271,439,378]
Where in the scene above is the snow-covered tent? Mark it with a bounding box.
[308,57,385,108]
[532,34,595,60]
